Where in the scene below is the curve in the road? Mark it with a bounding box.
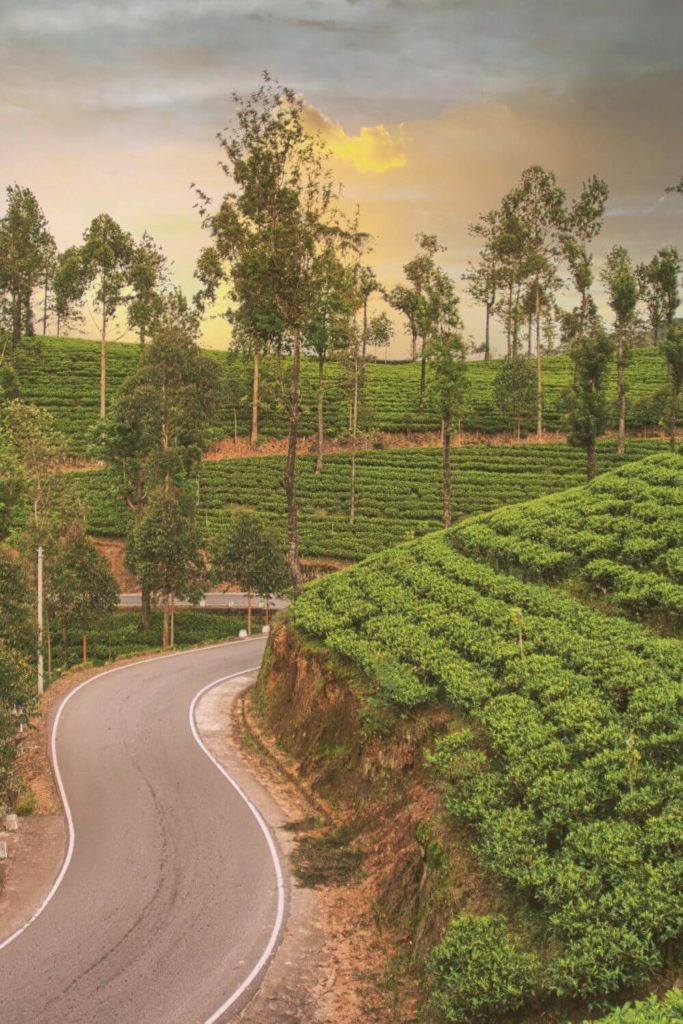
[0,638,287,1024]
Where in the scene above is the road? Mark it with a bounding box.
[0,637,287,1024]
[118,593,289,612]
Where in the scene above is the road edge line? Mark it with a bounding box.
[0,635,267,954]
[189,673,287,1024]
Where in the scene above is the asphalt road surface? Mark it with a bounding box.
[0,637,287,1024]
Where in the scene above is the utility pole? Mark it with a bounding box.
[37,546,44,695]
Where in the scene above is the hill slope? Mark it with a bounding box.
[258,453,683,1022]
[13,336,677,455]
[67,439,669,562]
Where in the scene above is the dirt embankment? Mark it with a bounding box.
[251,618,496,1020]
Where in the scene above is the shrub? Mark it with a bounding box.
[578,989,683,1023]
[427,915,540,1023]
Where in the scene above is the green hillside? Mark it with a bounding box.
[279,453,683,1020]
[66,438,668,560]
[13,336,676,455]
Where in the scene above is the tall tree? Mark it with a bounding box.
[562,176,609,330]
[637,247,681,344]
[101,319,218,629]
[662,324,683,451]
[0,185,54,349]
[39,235,58,337]
[463,210,500,361]
[52,246,86,337]
[303,251,356,473]
[209,511,288,634]
[425,330,468,527]
[493,357,537,440]
[80,213,134,417]
[126,484,205,649]
[565,324,614,481]
[602,246,639,454]
[196,74,354,588]
[45,523,118,665]
[127,232,169,347]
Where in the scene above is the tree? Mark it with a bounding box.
[126,485,205,648]
[303,251,357,473]
[196,74,354,588]
[80,214,134,417]
[4,400,66,528]
[0,185,54,350]
[565,324,614,481]
[388,283,421,362]
[425,330,468,527]
[127,232,169,347]
[391,234,459,411]
[53,246,86,336]
[38,234,58,337]
[661,324,683,451]
[101,320,218,630]
[209,511,288,634]
[562,176,609,330]
[45,523,118,665]
[463,210,500,360]
[637,247,680,344]
[493,357,537,440]
[602,246,639,454]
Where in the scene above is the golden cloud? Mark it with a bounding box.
[304,105,407,174]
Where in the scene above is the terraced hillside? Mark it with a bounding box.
[67,439,669,561]
[13,336,676,455]
[259,453,683,1022]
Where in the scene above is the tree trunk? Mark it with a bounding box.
[284,326,303,589]
[419,342,427,411]
[12,295,21,349]
[484,306,491,361]
[42,271,49,336]
[162,599,170,649]
[170,593,175,648]
[586,438,597,482]
[535,289,543,436]
[61,620,69,667]
[82,634,88,664]
[617,332,626,455]
[362,296,369,361]
[46,611,52,683]
[411,327,418,362]
[56,313,61,338]
[247,591,252,636]
[442,415,452,528]
[506,282,513,358]
[670,383,680,452]
[250,350,260,445]
[316,354,325,474]
[141,582,152,632]
[350,337,360,526]
[99,312,107,418]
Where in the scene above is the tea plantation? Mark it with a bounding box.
[66,439,669,561]
[289,453,683,1021]
[13,336,676,455]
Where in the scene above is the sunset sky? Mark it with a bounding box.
[2,0,682,356]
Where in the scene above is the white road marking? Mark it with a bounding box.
[190,676,287,1024]
[0,636,267,959]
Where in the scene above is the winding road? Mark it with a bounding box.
[0,636,287,1024]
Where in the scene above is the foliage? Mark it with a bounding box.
[427,915,540,1023]
[126,484,205,606]
[290,454,683,1005]
[564,324,614,479]
[11,338,679,456]
[493,356,537,438]
[578,990,683,1024]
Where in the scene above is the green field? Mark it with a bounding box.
[13,336,676,455]
[67,438,669,561]
[289,453,683,1019]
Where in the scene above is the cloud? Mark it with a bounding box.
[305,106,406,173]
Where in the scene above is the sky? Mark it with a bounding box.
[1,0,682,355]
